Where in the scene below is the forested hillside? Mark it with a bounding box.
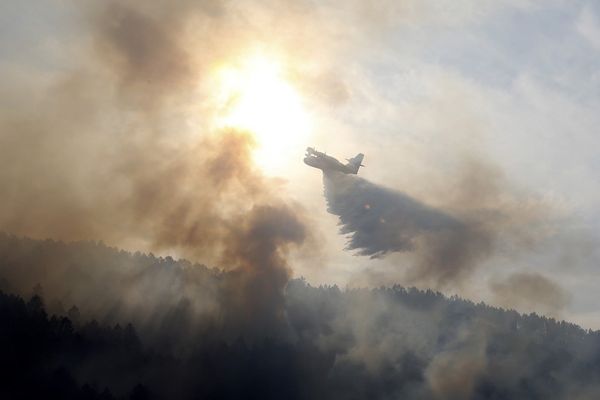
[1,234,599,399]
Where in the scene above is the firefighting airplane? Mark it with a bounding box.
[303,147,365,174]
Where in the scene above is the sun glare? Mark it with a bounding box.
[214,53,311,173]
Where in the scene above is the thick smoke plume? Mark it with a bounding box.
[0,0,316,343]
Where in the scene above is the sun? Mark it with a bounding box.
[213,53,312,173]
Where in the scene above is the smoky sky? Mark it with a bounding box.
[0,0,560,285]
[0,0,322,348]
[0,0,316,264]
[1,1,599,398]
[0,0,577,322]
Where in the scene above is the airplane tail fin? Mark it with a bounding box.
[346,153,365,174]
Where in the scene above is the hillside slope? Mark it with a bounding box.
[1,234,599,399]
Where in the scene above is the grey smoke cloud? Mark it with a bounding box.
[490,272,570,317]
[0,0,313,259]
[0,0,320,346]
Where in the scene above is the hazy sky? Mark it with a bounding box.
[1,0,600,328]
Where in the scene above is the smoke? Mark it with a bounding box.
[2,236,599,399]
[219,204,307,338]
[0,1,556,293]
[0,2,316,251]
[322,148,558,289]
[489,272,570,318]
[2,2,597,398]
[0,0,321,346]
[323,171,493,287]
[425,325,487,400]
[0,203,307,346]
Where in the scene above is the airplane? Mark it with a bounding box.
[303,147,365,174]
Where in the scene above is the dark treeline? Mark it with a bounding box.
[0,290,331,399]
[1,234,600,399]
